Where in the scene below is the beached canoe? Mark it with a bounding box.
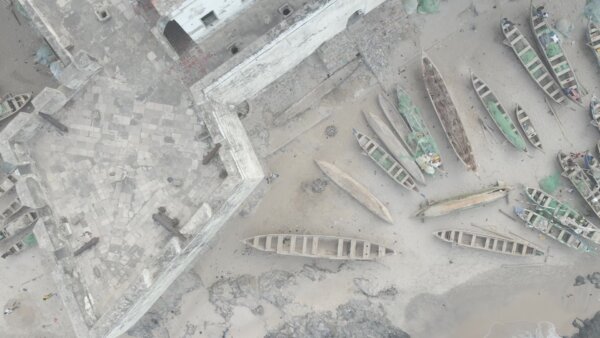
[415,183,510,218]
[378,93,412,150]
[315,160,393,223]
[514,207,590,252]
[524,187,600,244]
[353,129,419,193]
[422,53,477,171]
[591,95,600,131]
[243,234,396,261]
[515,105,543,150]
[0,93,31,122]
[501,18,564,104]
[558,151,600,219]
[362,110,426,185]
[587,21,600,69]
[433,228,544,256]
[471,73,527,152]
[395,86,443,175]
[530,4,583,106]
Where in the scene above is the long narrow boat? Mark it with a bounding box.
[501,18,564,104]
[558,152,600,218]
[524,187,600,243]
[415,183,510,218]
[587,21,600,69]
[422,53,477,171]
[591,95,600,130]
[353,129,419,192]
[362,111,426,185]
[514,207,591,252]
[0,93,31,122]
[395,86,443,175]
[584,149,600,185]
[433,229,543,256]
[471,73,527,152]
[515,105,543,150]
[530,4,583,106]
[315,160,393,223]
[378,93,412,149]
[243,234,396,261]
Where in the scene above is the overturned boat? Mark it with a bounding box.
[362,111,426,185]
[515,105,543,150]
[558,152,600,219]
[515,207,591,252]
[501,18,564,104]
[525,187,600,243]
[471,73,527,152]
[530,4,583,106]
[353,129,419,193]
[422,53,477,171]
[395,86,443,175]
[315,160,394,223]
[433,228,543,256]
[0,93,31,122]
[415,183,510,218]
[243,234,396,261]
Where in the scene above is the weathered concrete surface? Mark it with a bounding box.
[191,0,388,105]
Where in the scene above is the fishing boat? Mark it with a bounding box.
[395,86,443,175]
[243,234,396,261]
[315,160,393,223]
[415,183,510,218]
[584,148,600,185]
[471,73,528,152]
[362,111,426,185]
[0,93,31,122]
[514,207,590,252]
[524,187,600,243]
[515,105,543,150]
[433,229,544,256]
[587,21,600,69]
[353,129,418,193]
[0,210,38,241]
[422,53,477,171]
[530,4,583,106]
[378,93,412,149]
[591,95,600,130]
[501,18,564,104]
[558,152,600,218]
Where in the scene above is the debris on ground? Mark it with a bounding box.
[574,275,586,286]
[202,143,222,165]
[325,125,337,138]
[403,0,418,15]
[73,237,100,256]
[572,311,600,338]
[265,173,280,184]
[310,178,328,193]
[33,45,57,65]
[555,18,574,38]
[418,0,440,14]
[3,301,19,315]
[539,174,561,194]
[587,272,600,288]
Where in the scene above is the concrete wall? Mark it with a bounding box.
[191,0,387,105]
[170,0,254,42]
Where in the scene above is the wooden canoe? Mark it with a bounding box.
[362,110,426,185]
[514,207,590,251]
[434,228,543,256]
[530,4,583,106]
[353,129,419,192]
[422,53,477,171]
[557,151,600,219]
[524,187,600,243]
[590,95,600,130]
[315,160,393,223]
[377,93,412,150]
[243,234,396,261]
[415,183,510,218]
[587,21,600,70]
[0,93,31,122]
[471,73,527,152]
[515,105,543,150]
[501,18,564,104]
